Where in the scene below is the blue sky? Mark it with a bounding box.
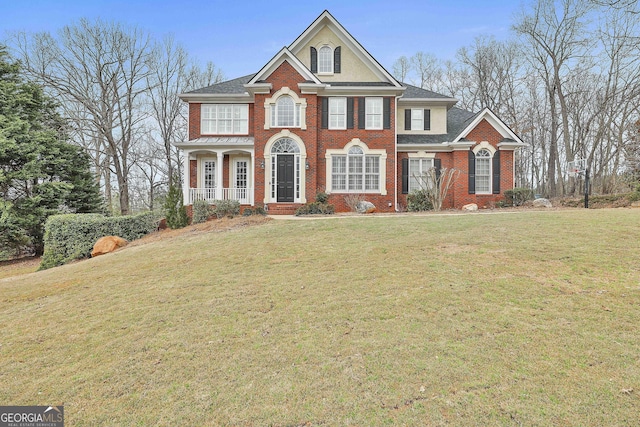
[1,0,524,79]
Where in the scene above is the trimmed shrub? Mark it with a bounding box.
[212,200,240,219]
[629,184,640,202]
[504,188,534,207]
[253,206,267,216]
[295,202,335,216]
[407,190,433,212]
[242,208,254,217]
[192,199,212,224]
[315,192,329,204]
[40,212,160,270]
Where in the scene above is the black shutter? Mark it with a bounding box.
[468,150,476,194]
[334,46,341,73]
[405,109,411,131]
[358,97,365,129]
[321,98,328,129]
[402,158,409,194]
[434,158,442,185]
[424,109,431,130]
[347,97,354,129]
[492,150,501,194]
[383,98,391,129]
[310,47,317,73]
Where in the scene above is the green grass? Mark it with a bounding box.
[1,209,640,425]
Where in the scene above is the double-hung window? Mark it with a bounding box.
[408,158,434,193]
[475,149,491,193]
[366,98,383,130]
[201,104,248,134]
[329,97,346,129]
[411,109,423,130]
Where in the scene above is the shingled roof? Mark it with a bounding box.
[185,74,255,95]
[400,83,455,100]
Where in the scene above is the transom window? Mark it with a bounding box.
[331,146,380,192]
[201,104,248,135]
[329,97,346,129]
[318,45,332,73]
[271,95,300,128]
[366,97,383,130]
[409,158,434,193]
[475,149,492,193]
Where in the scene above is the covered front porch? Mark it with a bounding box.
[178,137,255,206]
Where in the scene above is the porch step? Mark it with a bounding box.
[265,203,303,215]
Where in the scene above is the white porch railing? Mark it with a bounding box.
[188,188,253,205]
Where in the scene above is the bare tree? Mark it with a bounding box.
[14,19,154,214]
[410,52,443,91]
[392,56,411,83]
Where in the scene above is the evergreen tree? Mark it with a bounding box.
[0,46,103,256]
[163,176,188,229]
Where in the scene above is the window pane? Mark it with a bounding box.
[319,46,332,73]
[203,161,215,188]
[332,156,346,190]
[365,156,379,190]
[475,150,491,193]
[411,109,423,130]
[329,97,346,129]
[366,98,383,129]
[276,96,295,127]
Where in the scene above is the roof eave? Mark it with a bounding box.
[179,93,253,102]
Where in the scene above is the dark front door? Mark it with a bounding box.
[277,154,295,202]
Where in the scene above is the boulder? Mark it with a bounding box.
[532,198,553,208]
[462,203,478,211]
[91,236,128,257]
[356,201,376,214]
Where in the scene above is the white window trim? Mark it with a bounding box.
[365,97,383,130]
[325,138,387,195]
[264,87,307,130]
[329,97,347,130]
[411,109,424,131]
[407,151,436,193]
[201,104,248,135]
[317,44,334,75]
[473,142,495,195]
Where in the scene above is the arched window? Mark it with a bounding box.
[475,149,492,193]
[271,95,300,128]
[318,46,332,73]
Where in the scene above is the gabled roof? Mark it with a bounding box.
[288,10,402,88]
[453,107,524,145]
[247,47,321,86]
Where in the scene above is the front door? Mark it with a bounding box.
[277,154,295,202]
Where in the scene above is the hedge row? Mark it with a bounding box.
[40,212,161,270]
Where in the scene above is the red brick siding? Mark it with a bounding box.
[189,160,197,188]
[397,119,516,210]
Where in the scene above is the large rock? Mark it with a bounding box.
[462,203,478,211]
[91,236,128,257]
[356,201,376,214]
[533,198,553,208]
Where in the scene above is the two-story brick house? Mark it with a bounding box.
[175,10,525,214]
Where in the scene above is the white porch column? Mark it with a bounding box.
[183,150,191,205]
[216,151,224,200]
